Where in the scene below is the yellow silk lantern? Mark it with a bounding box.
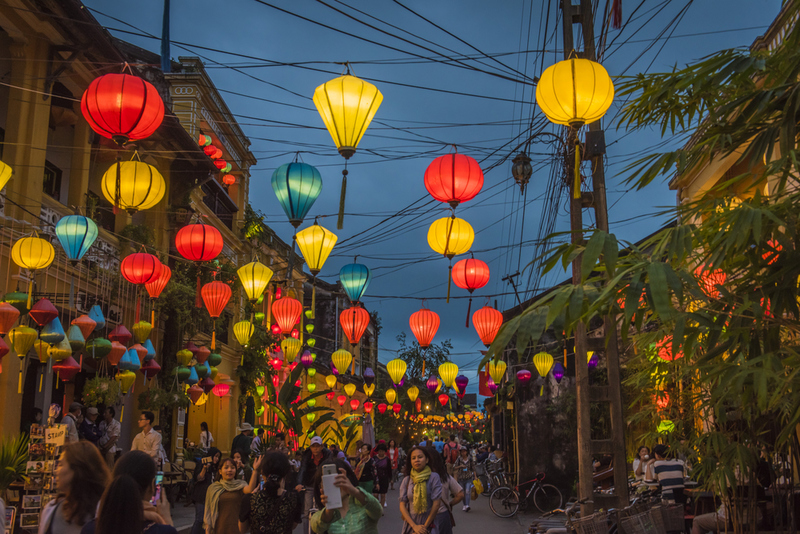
[535,58,614,127]
[427,216,474,259]
[34,340,51,363]
[281,337,302,363]
[438,362,458,388]
[488,360,507,384]
[307,383,317,393]
[132,321,152,344]
[363,383,375,397]
[296,223,338,275]
[586,351,595,363]
[237,261,274,302]
[532,352,553,378]
[307,413,317,423]
[325,375,337,389]
[176,349,193,366]
[101,161,166,212]
[12,235,54,271]
[10,326,38,356]
[48,339,72,362]
[0,159,13,190]
[233,321,255,348]
[332,349,352,375]
[407,386,419,402]
[116,370,136,394]
[344,383,356,397]
[313,74,383,160]
[385,388,397,404]
[387,358,407,385]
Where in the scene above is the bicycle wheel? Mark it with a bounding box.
[489,487,521,518]
[533,483,563,513]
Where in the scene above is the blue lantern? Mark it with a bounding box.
[186,366,199,385]
[339,263,371,303]
[271,162,322,228]
[55,215,98,264]
[41,318,66,345]
[89,305,105,331]
[143,339,156,362]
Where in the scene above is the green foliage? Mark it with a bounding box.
[82,376,121,407]
[0,433,28,496]
[395,332,452,379]
[119,224,156,251]
[235,325,278,398]
[138,386,190,412]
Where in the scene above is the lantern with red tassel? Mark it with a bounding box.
[350,399,360,411]
[472,306,503,347]
[392,403,402,414]
[272,297,302,333]
[452,257,490,325]
[438,393,449,407]
[175,223,224,307]
[121,252,162,323]
[340,306,369,345]
[201,281,232,349]
[424,153,484,208]
[337,395,347,407]
[364,401,373,414]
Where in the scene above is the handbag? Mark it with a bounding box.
[472,478,483,496]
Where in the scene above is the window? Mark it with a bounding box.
[43,160,62,200]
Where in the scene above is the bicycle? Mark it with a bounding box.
[531,498,592,534]
[489,472,564,518]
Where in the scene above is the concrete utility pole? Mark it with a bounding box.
[560,0,629,512]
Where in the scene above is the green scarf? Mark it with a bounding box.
[410,466,432,515]
[204,478,247,534]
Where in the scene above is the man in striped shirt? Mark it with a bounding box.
[652,444,686,503]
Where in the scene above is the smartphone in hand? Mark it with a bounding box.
[321,465,342,509]
[150,471,163,505]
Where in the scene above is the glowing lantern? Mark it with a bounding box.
[488,360,507,384]
[340,383,355,397]
[407,386,419,402]
[12,235,55,307]
[535,58,614,127]
[332,349,353,375]
[300,351,314,369]
[486,376,498,395]
[214,159,227,170]
[337,394,347,407]
[695,266,726,299]
[763,239,781,265]
[426,376,439,393]
[307,383,317,393]
[363,367,375,386]
[656,336,683,361]
[281,337,302,363]
[10,325,37,357]
[233,321,254,349]
[101,161,165,213]
[212,382,230,397]
[296,223,338,274]
[387,359,407,386]
[201,281,231,349]
[393,403,402,414]
[145,264,171,299]
[222,174,236,186]
[349,399,360,411]
[655,392,669,410]
[0,159,12,191]
[438,393,449,407]
[452,257,490,292]
[424,153,484,208]
[237,261,274,302]
[339,262,371,304]
[0,302,20,335]
[377,403,387,414]
[271,161,323,228]
[385,388,397,404]
[473,306,503,347]
[454,375,469,393]
[121,253,162,285]
[203,145,217,157]
[313,73,383,228]
[410,308,440,348]
[363,383,375,397]
[272,297,302,333]
[325,375,337,389]
[438,362,458,388]
[80,73,164,145]
[340,306,370,345]
[533,352,554,378]
[516,370,532,386]
[199,134,211,146]
[55,215,98,264]
[364,401,373,413]
[427,216,474,259]
[552,362,565,383]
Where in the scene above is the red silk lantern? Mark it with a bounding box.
[145,265,171,299]
[121,253,162,285]
[695,265,726,299]
[0,302,20,334]
[203,145,217,157]
[80,73,165,146]
[424,153,484,208]
[214,159,227,170]
[108,325,132,345]
[392,403,401,414]
[340,306,369,345]
[364,401,373,413]
[377,403,387,414]
[656,336,683,361]
[415,398,422,412]
[326,391,336,401]
[452,258,490,292]
[410,308,440,348]
[472,306,503,347]
[350,399,360,411]
[337,394,347,407]
[176,224,224,263]
[201,281,231,349]
[140,358,161,380]
[53,356,81,382]
[212,383,230,397]
[211,148,223,160]
[272,297,302,333]
[29,299,58,327]
[438,393,449,407]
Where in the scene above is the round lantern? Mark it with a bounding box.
[438,362,458,388]
[387,359,407,386]
[325,374,337,389]
[300,351,314,369]
[281,337,302,363]
[12,234,55,273]
[222,174,236,186]
[410,308,440,348]
[407,386,419,402]
[175,223,223,263]
[454,375,469,393]
[272,297,302,333]
[120,253,162,285]
[344,383,357,397]
[377,403,387,414]
[427,216,474,259]
[488,360,507,384]
[438,393,449,407]
[340,306,369,345]
[271,161,323,228]
[0,159,13,191]
[473,306,503,347]
[426,376,438,393]
[145,264,171,299]
[212,382,230,397]
[55,215,98,264]
[214,159,228,170]
[307,383,317,393]
[237,261,274,302]
[535,58,614,127]
[452,258,490,293]
[337,394,347,407]
[203,145,217,157]
[233,321,254,348]
[101,161,166,213]
[81,73,164,145]
[532,352,554,378]
[339,262,371,303]
[392,403,402,414]
[332,349,352,375]
[424,153,484,208]
[516,370,532,386]
[385,388,397,404]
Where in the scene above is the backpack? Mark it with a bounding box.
[445,443,459,464]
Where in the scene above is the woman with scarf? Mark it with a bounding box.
[354,443,378,494]
[399,447,442,534]
[204,457,259,534]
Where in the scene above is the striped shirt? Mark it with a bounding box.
[653,459,685,501]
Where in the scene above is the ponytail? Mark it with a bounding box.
[95,475,143,534]
[263,473,282,497]
[259,452,292,498]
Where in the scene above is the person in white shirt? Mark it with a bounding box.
[62,402,82,443]
[98,406,121,469]
[200,421,214,449]
[131,411,162,466]
[632,446,650,482]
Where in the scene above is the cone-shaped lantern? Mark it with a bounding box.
[233,321,254,348]
[71,315,96,340]
[0,302,20,335]
[344,383,357,397]
[145,264,171,299]
[271,161,323,228]
[29,299,59,327]
[340,306,369,345]
[296,222,339,272]
[53,356,81,382]
[86,338,112,361]
[40,318,66,345]
[532,352,553,378]
[488,360,507,385]
[132,321,152,344]
[0,159,13,191]
[280,337,302,363]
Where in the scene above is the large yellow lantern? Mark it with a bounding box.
[12,234,55,307]
[237,261,274,302]
[407,386,419,402]
[535,58,614,127]
[296,223,338,275]
[332,349,352,375]
[101,160,166,213]
[0,159,13,191]
[233,321,254,348]
[281,337,302,363]
[532,352,554,378]
[488,359,507,384]
[325,375,337,389]
[387,358,407,385]
[438,362,459,388]
[385,388,397,404]
[427,216,474,259]
[344,383,356,397]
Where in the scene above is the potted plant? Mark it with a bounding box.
[0,434,29,501]
[82,377,121,407]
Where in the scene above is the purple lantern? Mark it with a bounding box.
[398,377,405,388]
[363,367,375,386]
[426,376,438,393]
[516,369,532,386]
[588,353,599,370]
[487,376,499,395]
[300,350,314,369]
[552,362,565,383]
[455,375,469,392]
[331,364,339,376]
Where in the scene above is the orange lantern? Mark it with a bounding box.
[201,281,231,350]
[340,306,369,345]
[364,401,373,413]
[410,307,440,349]
[656,336,683,362]
[695,265,726,299]
[472,306,503,347]
[272,297,302,333]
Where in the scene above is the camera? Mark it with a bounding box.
[202,456,213,464]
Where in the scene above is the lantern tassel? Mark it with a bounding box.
[151,308,155,327]
[465,296,472,328]
[18,367,22,394]
[196,274,202,308]
[421,360,425,377]
[69,276,75,310]
[39,371,43,392]
[135,293,141,324]
[120,405,124,422]
[574,138,581,199]
[211,321,216,350]
[26,277,33,310]
[311,281,316,320]
[337,168,348,230]
[446,265,452,304]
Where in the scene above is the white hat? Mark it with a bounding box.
[238,423,254,432]
[310,436,323,446]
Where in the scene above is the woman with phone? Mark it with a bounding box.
[238,452,301,534]
[310,459,382,534]
[81,450,175,534]
[399,447,442,534]
[191,448,221,534]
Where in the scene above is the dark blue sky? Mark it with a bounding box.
[85,0,782,395]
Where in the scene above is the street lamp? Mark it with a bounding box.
[511,152,533,193]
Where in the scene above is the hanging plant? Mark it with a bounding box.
[138,386,190,412]
[82,377,121,407]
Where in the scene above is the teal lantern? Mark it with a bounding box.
[186,366,199,385]
[339,262,371,304]
[271,161,323,228]
[55,215,98,264]
[119,349,140,372]
[143,339,156,362]
[89,305,106,331]
[67,325,85,352]
[40,318,66,345]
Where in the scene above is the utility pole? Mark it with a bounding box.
[560,0,629,511]
[501,271,522,307]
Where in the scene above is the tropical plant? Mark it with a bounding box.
[0,433,29,498]
[82,376,121,407]
[138,386,190,412]
[395,332,452,380]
